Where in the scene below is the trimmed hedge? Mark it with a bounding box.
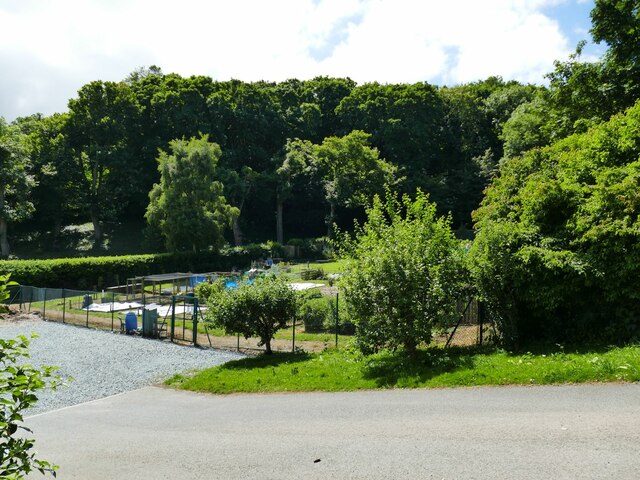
[0,251,251,290]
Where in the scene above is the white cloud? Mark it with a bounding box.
[0,0,579,120]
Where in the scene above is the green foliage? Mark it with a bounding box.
[299,268,325,280]
[339,190,466,355]
[0,274,18,313]
[1,334,60,478]
[472,101,640,347]
[0,118,37,257]
[201,276,299,354]
[145,135,239,254]
[0,251,251,290]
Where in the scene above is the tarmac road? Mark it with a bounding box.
[26,383,640,479]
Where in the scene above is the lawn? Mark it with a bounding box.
[285,260,345,275]
[166,343,640,393]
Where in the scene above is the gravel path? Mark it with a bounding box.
[0,319,244,415]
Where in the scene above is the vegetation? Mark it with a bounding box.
[339,191,465,355]
[146,135,238,254]
[0,251,252,289]
[198,276,299,354]
[167,343,640,394]
[0,334,60,478]
[471,101,640,347]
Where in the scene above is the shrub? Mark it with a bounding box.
[339,190,466,355]
[1,333,60,478]
[0,251,251,289]
[300,268,325,280]
[202,276,299,354]
[471,101,640,347]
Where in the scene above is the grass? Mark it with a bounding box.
[166,343,640,394]
[285,260,345,275]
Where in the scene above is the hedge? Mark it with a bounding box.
[0,251,251,290]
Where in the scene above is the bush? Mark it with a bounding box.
[339,191,466,355]
[1,333,60,478]
[471,101,640,347]
[300,294,354,335]
[0,251,251,289]
[300,297,328,333]
[201,276,299,354]
[300,268,325,280]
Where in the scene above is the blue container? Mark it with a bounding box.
[124,312,137,334]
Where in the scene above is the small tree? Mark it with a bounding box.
[145,135,238,254]
[339,190,465,356]
[199,276,299,354]
[1,333,60,478]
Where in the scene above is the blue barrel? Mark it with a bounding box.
[124,312,137,334]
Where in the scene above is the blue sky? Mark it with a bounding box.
[0,0,604,121]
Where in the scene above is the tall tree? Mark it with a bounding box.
[274,138,321,244]
[0,119,36,257]
[66,81,141,243]
[145,135,238,253]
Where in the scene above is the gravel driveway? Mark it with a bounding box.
[0,318,244,415]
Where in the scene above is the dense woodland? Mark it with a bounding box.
[0,0,637,261]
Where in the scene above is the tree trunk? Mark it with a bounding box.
[276,198,284,245]
[232,217,243,246]
[265,338,272,354]
[327,202,336,238]
[90,208,102,243]
[0,218,9,258]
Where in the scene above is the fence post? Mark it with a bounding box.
[192,297,198,347]
[292,314,296,353]
[86,293,89,327]
[170,295,176,342]
[62,289,66,323]
[111,294,115,332]
[19,286,23,310]
[42,288,47,320]
[478,301,485,346]
[335,293,339,348]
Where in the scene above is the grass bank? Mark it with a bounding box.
[166,343,640,393]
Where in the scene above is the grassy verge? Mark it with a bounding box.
[166,344,640,394]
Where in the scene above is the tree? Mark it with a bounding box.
[216,166,259,246]
[314,130,397,236]
[145,135,238,253]
[0,118,36,258]
[199,276,299,354]
[339,190,466,356]
[66,81,141,243]
[471,100,640,347]
[16,113,80,244]
[501,95,554,160]
[274,138,321,244]
[1,301,60,478]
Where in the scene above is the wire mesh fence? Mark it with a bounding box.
[6,284,493,353]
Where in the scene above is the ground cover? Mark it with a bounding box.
[166,343,640,393]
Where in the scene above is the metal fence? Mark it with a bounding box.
[7,284,492,353]
[7,285,346,354]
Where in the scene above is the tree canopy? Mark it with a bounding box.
[145,135,238,253]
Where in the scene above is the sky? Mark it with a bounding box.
[0,0,603,121]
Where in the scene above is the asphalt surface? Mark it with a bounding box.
[25,383,640,479]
